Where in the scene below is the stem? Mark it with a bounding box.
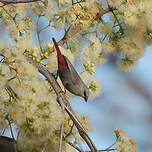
[76,0,83,8]
[67,141,84,152]
[36,15,43,52]
[85,141,117,152]
[0,128,6,135]
[58,99,65,152]
[111,10,124,35]
[102,33,108,41]
[65,122,74,138]
[2,6,17,24]
[5,115,15,141]
[99,141,117,152]
[0,0,40,4]
[0,57,4,63]
[98,149,116,152]
[72,0,85,5]
[71,0,74,5]
[103,142,116,150]
[39,23,50,32]
[57,7,111,46]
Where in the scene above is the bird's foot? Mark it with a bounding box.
[58,89,70,100]
[51,72,58,80]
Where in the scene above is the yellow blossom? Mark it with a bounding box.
[81,36,106,65]
[114,129,136,152]
[117,58,135,72]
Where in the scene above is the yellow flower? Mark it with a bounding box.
[114,129,136,152]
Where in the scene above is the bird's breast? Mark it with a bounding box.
[58,68,81,95]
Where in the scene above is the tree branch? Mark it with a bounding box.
[67,141,84,152]
[26,57,97,152]
[57,7,111,46]
[0,0,40,5]
[58,98,65,152]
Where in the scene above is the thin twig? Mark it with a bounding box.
[36,15,43,52]
[67,141,84,152]
[0,0,40,5]
[6,117,18,152]
[44,7,111,53]
[0,128,6,135]
[111,10,124,35]
[7,117,15,140]
[58,98,65,152]
[39,23,51,32]
[26,57,98,152]
[65,122,74,138]
[57,7,111,46]
[1,6,17,24]
[59,122,64,152]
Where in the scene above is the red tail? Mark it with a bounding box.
[52,38,67,70]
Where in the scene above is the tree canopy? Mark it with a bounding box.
[0,0,150,151]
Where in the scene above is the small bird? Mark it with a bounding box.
[52,38,89,101]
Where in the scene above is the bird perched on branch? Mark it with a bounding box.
[52,38,89,101]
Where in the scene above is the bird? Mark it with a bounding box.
[52,38,89,101]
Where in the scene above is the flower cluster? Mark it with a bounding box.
[0,46,93,152]
[82,36,106,65]
[114,129,136,152]
[0,48,64,151]
[99,0,152,72]
[80,71,101,99]
[0,47,92,152]
[84,63,95,74]
[50,0,101,30]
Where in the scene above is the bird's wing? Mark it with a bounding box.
[63,56,83,85]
